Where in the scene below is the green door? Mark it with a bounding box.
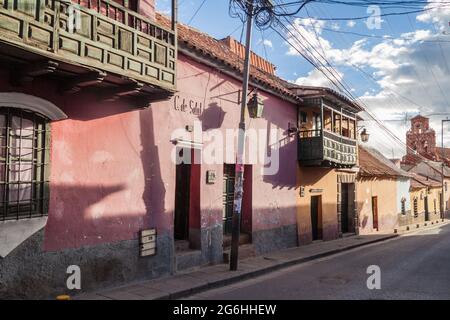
[223,164,235,234]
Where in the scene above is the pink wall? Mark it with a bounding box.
[0,51,298,252]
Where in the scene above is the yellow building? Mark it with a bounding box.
[357,146,411,234]
[292,86,362,245]
[410,173,443,223]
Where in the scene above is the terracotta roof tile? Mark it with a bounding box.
[359,146,410,178]
[156,13,301,102]
[410,173,442,189]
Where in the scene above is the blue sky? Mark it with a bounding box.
[156,0,450,157]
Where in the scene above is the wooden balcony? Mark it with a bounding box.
[0,0,176,106]
[298,129,357,168]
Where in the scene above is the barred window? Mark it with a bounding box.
[401,198,406,215]
[0,108,50,221]
[413,198,418,218]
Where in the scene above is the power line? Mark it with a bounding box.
[187,0,208,25]
[270,7,435,163]
[229,0,450,166]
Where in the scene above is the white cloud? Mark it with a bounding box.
[331,23,340,31]
[286,6,450,157]
[417,0,450,32]
[262,39,273,48]
[346,20,356,28]
[294,68,344,89]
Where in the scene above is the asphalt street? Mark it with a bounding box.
[186,224,450,299]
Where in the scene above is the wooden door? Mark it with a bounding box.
[341,184,349,233]
[372,196,379,231]
[311,195,323,240]
[223,164,235,235]
[174,161,191,240]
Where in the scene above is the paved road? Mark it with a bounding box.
[187,224,450,300]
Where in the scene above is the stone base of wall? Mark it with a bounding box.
[398,212,443,227]
[1,223,299,299]
[252,224,298,255]
[0,229,174,299]
[175,225,223,272]
[0,224,228,299]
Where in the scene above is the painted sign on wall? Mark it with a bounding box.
[174,95,203,116]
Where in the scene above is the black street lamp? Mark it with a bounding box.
[360,128,370,143]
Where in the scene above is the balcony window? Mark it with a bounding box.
[300,111,308,124]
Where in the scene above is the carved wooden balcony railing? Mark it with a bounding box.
[0,0,177,105]
[298,129,358,168]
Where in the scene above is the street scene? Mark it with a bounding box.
[187,223,450,300]
[1,0,450,305]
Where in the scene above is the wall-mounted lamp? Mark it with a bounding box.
[360,128,370,143]
[247,93,265,118]
[288,122,299,135]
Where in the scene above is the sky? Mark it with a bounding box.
[156,0,450,158]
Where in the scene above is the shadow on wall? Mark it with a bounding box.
[297,201,339,245]
[44,102,168,250]
[199,102,226,131]
[139,106,167,231]
[262,121,297,190]
[0,74,144,121]
[44,183,129,250]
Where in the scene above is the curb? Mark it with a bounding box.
[394,219,447,234]
[160,234,399,300]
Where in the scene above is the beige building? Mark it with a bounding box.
[292,87,362,244]
[410,173,443,224]
[357,146,411,234]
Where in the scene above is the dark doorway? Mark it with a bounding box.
[372,196,379,231]
[424,195,429,221]
[223,164,235,235]
[174,160,191,240]
[341,184,349,233]
[222,164,252,236]
[311,195,323,240]
[341,183,356,233]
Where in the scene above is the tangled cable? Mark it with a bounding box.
[229,0,313,30]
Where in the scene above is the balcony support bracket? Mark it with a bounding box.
[10,60,59,86]
[60,70,107,94]
[101,82,144,102]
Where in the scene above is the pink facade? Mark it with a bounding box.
[0,2,301,299]
[11,53,298,252]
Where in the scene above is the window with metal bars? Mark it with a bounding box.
[413,198,418,218]
[0,108,50,221]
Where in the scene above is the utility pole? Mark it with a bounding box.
[230,0,254,271]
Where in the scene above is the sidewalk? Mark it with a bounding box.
[75,232,401,300]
